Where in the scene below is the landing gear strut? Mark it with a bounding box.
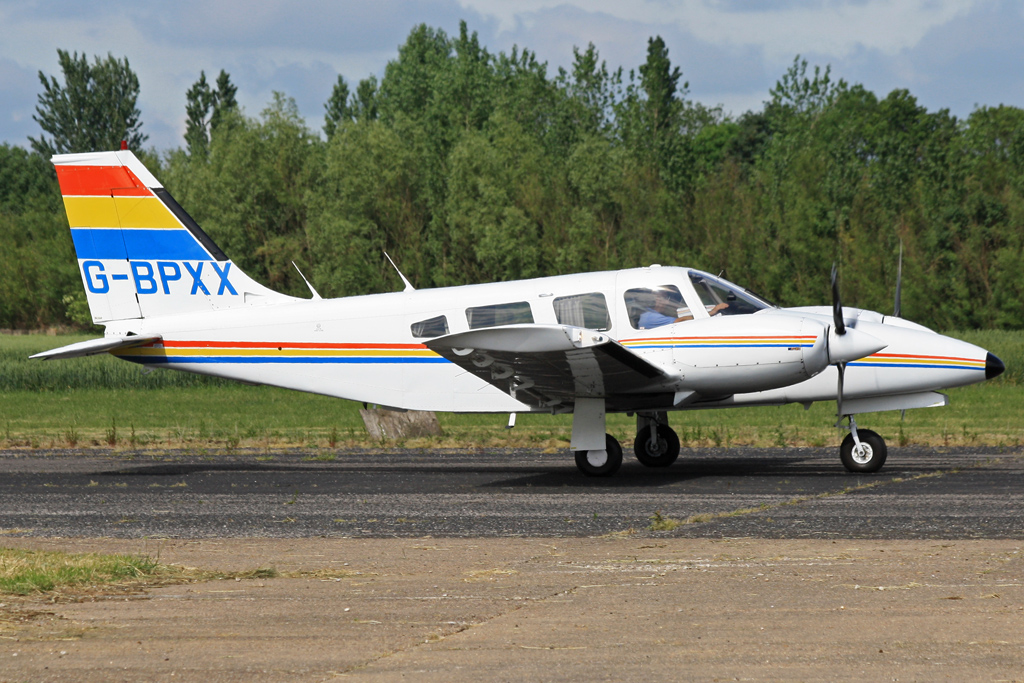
[838,415,887,473]
[633,412,680,467]
[571,398,622,477]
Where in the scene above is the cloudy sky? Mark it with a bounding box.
[2,0,1022,152]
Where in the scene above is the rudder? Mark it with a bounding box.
[54,150,292,323]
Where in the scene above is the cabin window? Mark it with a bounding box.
[410,315,449,338]
[553,292,611,330]
[624,285,687,329]
[466,302,533,329]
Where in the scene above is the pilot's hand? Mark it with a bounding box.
[710,303,729,316]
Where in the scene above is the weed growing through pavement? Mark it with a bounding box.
[105,418,117,446]
[648,511,681,531]
[63,423,79,447]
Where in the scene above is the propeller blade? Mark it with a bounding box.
[893,240,903,318]
[831,262,846,335]
[836,362,846,418]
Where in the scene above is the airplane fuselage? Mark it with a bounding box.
[103,265,995,417]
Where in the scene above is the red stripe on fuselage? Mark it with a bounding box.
[156,340,428,350]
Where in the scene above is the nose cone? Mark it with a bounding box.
[828,326,888,365]
[986,352,1005,380]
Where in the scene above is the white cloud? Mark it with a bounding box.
[458,0,979,65]
[0,0,1020,150]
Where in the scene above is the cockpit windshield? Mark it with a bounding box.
[688,270,775,316]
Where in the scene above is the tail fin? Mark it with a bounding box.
[53,150,294,324]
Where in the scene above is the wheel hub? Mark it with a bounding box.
[851,442,873,464]
[586,449,609,467]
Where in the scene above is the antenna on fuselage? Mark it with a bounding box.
[291,262,322,300]
[384,251,415,292]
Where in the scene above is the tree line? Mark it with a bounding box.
[2,24,1024,331]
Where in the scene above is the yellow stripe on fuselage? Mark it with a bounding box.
[63,196,180,230]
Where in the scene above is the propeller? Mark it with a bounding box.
[831,262,845,335]
[831,262,847,418]
[836,354,846,419]
[825,262,887,420]
[893,240,902,318]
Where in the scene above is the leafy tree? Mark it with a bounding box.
[308,119,429,295]
[185,71,216,157]
[378,24,451,122]
[30,49,146,156]
[212,70,238,128]
[353,76,379,121]
[638,36,684,140]
[8,26,1024,332]
[0,144,78,327]
[323,75,352,139]
[166,93,321,295]
[184,69,238,157]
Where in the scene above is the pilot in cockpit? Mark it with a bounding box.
[638,287,728,329]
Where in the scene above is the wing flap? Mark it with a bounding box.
[426,325,677,410]
[30,335,163,361]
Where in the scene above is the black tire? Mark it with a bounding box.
[840,429,887,473]
[633,424,680,468]
[574,434,623,477]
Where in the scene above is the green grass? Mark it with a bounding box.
[0,547,174,595]
[1,331,1020,450]
[0,333,232,391]
[0,547,346,597]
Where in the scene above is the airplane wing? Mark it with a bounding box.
[426,325,686,411]
[30,335,163,361]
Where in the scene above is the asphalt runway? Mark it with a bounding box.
[2,445,1021,539]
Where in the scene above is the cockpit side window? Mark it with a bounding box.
[624,285,687,329]
[688,271,773,316]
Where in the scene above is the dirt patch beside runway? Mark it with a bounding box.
[1,537,1022,682]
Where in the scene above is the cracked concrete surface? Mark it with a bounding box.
[1,537,1022,681]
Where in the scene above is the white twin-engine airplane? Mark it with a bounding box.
[35,149,1005,476]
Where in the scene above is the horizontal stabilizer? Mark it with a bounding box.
[30,335,162,361]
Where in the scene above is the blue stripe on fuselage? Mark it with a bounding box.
[117,356,450,365]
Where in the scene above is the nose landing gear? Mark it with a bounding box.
[838,415,888,473]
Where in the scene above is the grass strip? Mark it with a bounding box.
[0,547,355,597]
[0,547,180,595]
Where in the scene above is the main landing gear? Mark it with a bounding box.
[633,412,680,468]
[571,404,682,477]
[570,403,889,477]
[838,415,888,473]
[574,434,624,477]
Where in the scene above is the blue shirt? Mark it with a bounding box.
[638,309,676,329]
